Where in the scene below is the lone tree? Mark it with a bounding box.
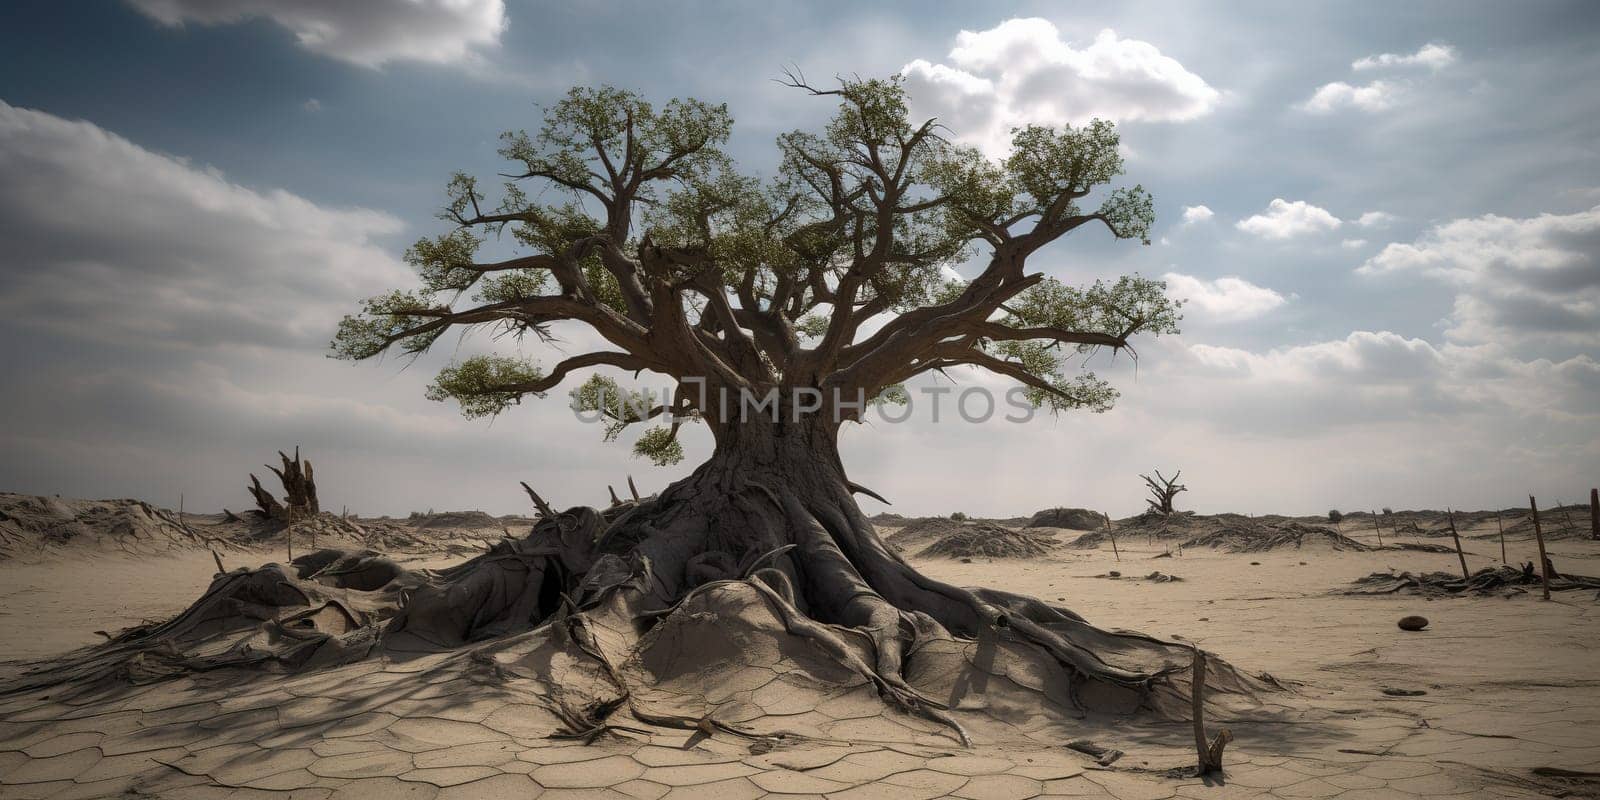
[1142,469,1187,515]
[320,76,1210,726]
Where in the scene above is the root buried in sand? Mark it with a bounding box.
[1,474,1270,753]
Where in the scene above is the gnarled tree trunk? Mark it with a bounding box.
[584,417,1231,723]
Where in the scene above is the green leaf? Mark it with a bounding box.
[330,290,441,360]
[426,355,545,419]
[633,426,684,466]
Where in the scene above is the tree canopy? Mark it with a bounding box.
[333,74,1181,464]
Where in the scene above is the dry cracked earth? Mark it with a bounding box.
[1,510,1597,799]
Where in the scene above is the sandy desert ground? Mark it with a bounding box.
[1,497,1598,799]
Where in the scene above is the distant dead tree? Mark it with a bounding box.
[1142,469,1187,515]
[246,448,320,522]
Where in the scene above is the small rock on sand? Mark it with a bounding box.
[1398,615,1429,631]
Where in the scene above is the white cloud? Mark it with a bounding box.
[901,19,1219,156]
[1180,205,1214,225]
[1189,331,1442,383]
[125,0,507,68]
[1353,43,1457,71]
[302,98,322,112]
[1298,43,1455,115]
[855,328,1598,517]
[0,100,410,350]
[1236,199,1343,239]
[1179,332,1597,426]
[1299,79,1403,113]
[1341,239,1369,249]
[1358,206,1600,348]
[1162,273,1286,321]
[1355,211,1396,228]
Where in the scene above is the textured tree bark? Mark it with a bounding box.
[269,448,319,518]
[1191,647,1208,767]
[249,448,320,522]
[1190,647,1230,774]
[594,415,1201,707]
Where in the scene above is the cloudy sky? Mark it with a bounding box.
[1,1,1597,518]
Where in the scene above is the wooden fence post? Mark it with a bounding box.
[1530,496,1552,601]
[1446,508,1469,580]
[1557,501,1580,539]
[1103,513,1120,562]
[1370,510,1383,547]
[1496,510,1506,564]
[1591,488,1599,540]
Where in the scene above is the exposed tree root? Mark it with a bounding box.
[1,466,1269,748]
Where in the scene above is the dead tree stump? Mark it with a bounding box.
[1191,647,1232,774]
[247,447,321,523]
[520,481,555,518]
